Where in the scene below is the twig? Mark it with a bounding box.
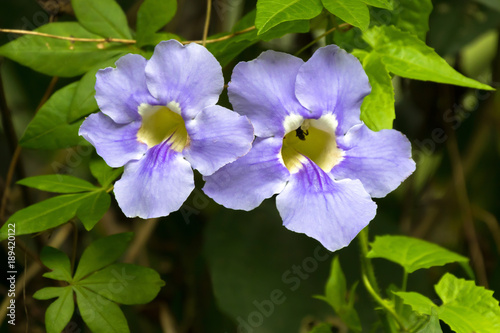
[446,130,488,287]
[202,0,212,47]
[183,26,256,45]
[0,26,257,46]
[159,302,180,333]
[0,28,136,44]
[123,218,159,263]
[295,23,351,56]
[472,205,500,254]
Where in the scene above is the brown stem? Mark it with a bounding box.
[0,28,136,44]
[202,0,212,47]
[446,130,488,287]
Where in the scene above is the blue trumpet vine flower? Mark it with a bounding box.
[79,40,254,218]
[203,45,415,251]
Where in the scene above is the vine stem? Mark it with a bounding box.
[0,28,136,44]
[0,26,257,46]
[362,274,407,331]
[202,0,212,47]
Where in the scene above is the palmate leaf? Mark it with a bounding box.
[367,235,468,273]
[40,247,72,281]
[322,0,370,31]
[255,0,322,34]
[72,0,132,39]
[19,82,89,149]
[73,233,133,281]
[0,22,127,77]
[395,274,500,333]
[76,190,111,231]
[363,25,493,90]
[74,286,130,333]
[34,286,75,333]
[34,234,165,333]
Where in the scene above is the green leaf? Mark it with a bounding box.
[44,286,75,333]
[360,53,395,130]
[76,190,111,231]
[322,0,370,30]
[73,232,134,281]
[315,257,362,331]
[72,0,132,39]
[19,83,89,149]
[397,274,500,333]
[361,0,392,10]
[33,287,65,300]
[74,286,130,333]
[416,308,443,333]
[310,323,335,333]
[90,158,123,188]
[435,273,500,333]
[393,0,433,41]
[255,0,322,34]
[363,25,494,90]
[394,291,436,314]
[136,0,177,47]
[40,246,72,281]
[79,263,165,305]
[0,192,97,241]
[0,22,127,77]
[68,55,125,122]
[367,235,469,273]
[17,175,99,193]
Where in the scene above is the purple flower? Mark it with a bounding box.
[203,45,415,251]
[79,40,254,218]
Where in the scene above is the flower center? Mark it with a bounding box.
[136,103,188,152]
[280,115,343,173]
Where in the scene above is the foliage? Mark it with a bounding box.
[0,0,498,332]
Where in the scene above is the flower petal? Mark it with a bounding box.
[114,141,194,218]
[203,137,290,210]
[183,105,254,176]
[276,157,377,252]
[145,40,224,119]
[79,112,147,168]
[295,45,371,135]
[95,54,157,124]
[228,50,310,137]
[332,124,415,198]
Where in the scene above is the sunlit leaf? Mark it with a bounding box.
[367,235,469,273]
[322,0,370,30]
[363,26,494,90]
[255,0,322,34]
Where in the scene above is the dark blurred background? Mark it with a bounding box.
[0,0,499,332]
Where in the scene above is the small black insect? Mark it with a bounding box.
[295,127,309,141]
